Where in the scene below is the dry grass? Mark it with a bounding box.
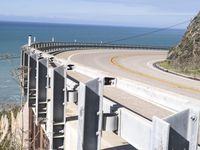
[158,60,200,78]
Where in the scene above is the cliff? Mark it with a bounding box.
[167,11,200,74]
[0,103,29,149]
[0,107,21,149]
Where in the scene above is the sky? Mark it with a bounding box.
[0,0,199,28]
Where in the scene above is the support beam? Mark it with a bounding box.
[151,117,170,150]
[53,66,66,149]
[36,58,48,124]
[165,108,199,150]
[28,54,37,107]
[77,78,103,150]
[22,51,29,96]
[46,66,54,149]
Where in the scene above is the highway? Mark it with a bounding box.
[56,49,200,100]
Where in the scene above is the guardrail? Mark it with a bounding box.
[29,42,170,53]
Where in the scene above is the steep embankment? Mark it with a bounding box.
[0,115,9,143]
[0,106,21,149]
[160,11,200,78]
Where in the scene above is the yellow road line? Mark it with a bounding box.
[111,55,200,94]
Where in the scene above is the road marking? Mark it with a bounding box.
[111,55,200,94]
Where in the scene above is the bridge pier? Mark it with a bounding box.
[77,78,103,150]
[27,53,37,107]
[52,66,66,149]
[35,57,48,125]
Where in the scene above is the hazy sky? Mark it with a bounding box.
[0,0,199,28]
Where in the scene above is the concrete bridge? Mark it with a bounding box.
[21,36,200,150]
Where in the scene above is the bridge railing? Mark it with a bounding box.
[29,42,170,53]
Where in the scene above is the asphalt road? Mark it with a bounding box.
[56,49,200,100]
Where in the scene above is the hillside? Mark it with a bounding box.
[0,103,29,149]
[167,11,200,76]
[0,107,21,149]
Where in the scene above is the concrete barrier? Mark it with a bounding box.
[117,78,200,112]
[74,64,200,112]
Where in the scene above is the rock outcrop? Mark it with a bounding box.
[168,11,200,71]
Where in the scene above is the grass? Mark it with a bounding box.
[157,60,200,79]
[158,60,172,70]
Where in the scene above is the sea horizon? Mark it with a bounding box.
[0,20,187,30]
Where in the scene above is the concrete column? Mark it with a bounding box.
[46,67,54,150]
[33,37,36,43]
[165,108,199,150]
[23,51,29,96]
[187,109,199,150]
[27,53,31,105]
[151,117,170,150]
[77,78,103,150]
[52,66,65,149]
[35,58,48,125]
[28,35,32,46]
[28,54,37,107]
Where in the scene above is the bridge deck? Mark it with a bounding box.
[67,70,91,84]
[104,87,173,120]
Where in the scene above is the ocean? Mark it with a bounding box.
[0,21,185,103]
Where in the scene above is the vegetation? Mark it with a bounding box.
[12,106,21,119]
[158,60,200,78]
[165,11,200,77]
[0,106,21,149]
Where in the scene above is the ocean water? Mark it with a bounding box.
[0,21,185,103]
